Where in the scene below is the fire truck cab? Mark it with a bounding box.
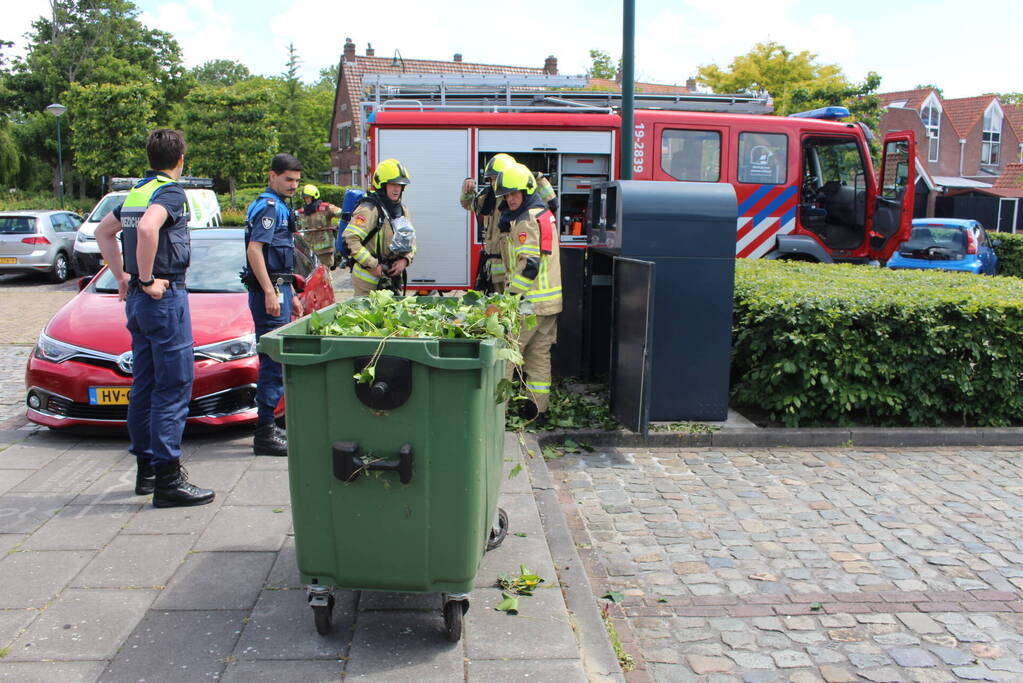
[360,76,916,288]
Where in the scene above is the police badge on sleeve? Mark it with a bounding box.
[261,216,274,230]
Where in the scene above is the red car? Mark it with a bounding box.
[25,228,334,429]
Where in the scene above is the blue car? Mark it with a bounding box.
[886,219,998,275]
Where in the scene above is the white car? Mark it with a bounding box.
[74,185,222,274]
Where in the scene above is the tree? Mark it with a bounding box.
[183,81,279,205]
[267,47,332,182]
[189,59,251,87]
[65,81,156,179]
[587,49,619,80]
[914,84,944,98]
[993,92,1023,105]
[698,41,882,133]
[278,44,302,160]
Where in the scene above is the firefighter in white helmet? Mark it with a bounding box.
[495,162,562,423]
[461,153,516,293]
[343,159,416,296]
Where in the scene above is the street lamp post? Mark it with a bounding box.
[45,103,67,209]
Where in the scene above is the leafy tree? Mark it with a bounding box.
[183,81,279,205]
[189,59,251,87]
[318,65,338,90]
[278,43,302,160]
[914,84,944,98]
[993,92,1023,105]
[65,81,156,179]
[587,49,620,80]
[268,46,332,182]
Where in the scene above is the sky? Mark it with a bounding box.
[5,0,1021,100]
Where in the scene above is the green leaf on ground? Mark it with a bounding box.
[495,592,519,614]
[508,463,523,479]
[602,591,625,603]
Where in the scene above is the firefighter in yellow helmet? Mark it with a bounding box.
[297,184,342,270]
[343,159,417,296]
[495,162,562,422]
[461,153,516,293]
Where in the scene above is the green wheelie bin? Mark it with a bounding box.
[258,301,508,641]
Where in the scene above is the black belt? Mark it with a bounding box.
[240,270,295,289]
[130,274,185,285]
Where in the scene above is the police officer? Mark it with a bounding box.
[243,154,305,456]
[494,162,562,423]
[461,153,515,293]
[298,184,342,270]
[94,129,214,507]
[343,159,416,296]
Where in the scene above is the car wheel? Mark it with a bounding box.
[49,252,70,283]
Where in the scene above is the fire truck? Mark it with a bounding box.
[358,74,916,289]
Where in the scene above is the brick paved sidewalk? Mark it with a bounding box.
[549,446,1023,682]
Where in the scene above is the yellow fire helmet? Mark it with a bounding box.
[302,184,320,199]
[371,158,412,190]
[495,162,537,197]
[483,153,516,179]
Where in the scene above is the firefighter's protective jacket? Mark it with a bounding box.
[343,198,416,289]
[460,185,507,282]
[500,194,562,316]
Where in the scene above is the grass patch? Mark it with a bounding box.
[599,602,635,672]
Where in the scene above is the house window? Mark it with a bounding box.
[920,95,941,163]
[337,123,353,150]
[981,103,1002,166]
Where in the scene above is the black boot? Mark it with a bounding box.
[135,457,155,496]
[153,460,215,508]
[254,423,288,457]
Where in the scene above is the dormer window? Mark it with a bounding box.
[982,102,1003,166]
[920,93,942,163]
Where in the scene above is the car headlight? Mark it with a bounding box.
[34,332,80,363]
[194,334,257,362]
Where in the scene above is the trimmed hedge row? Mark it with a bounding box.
[731,260,1023,427]
[218,184,353,212]
[992,232,1023,278]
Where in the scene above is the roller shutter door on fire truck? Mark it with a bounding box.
[376,128,472,287]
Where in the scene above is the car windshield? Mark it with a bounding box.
[0,216,37,234]
[86,195,126,223]
[93,234,248,293]
[904,226,967,251]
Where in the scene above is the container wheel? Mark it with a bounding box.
[486,507,509,551]
[443,600,466,642]
[313,595,334,635]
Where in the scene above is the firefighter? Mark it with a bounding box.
[343,159,416,296]
[461,153,516,293]
[298,184,342,271]
[495,162,562,423]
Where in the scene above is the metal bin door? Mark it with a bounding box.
[609,257,655,435]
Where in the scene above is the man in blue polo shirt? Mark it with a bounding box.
[95,129,214,507]
[242,153,305,456]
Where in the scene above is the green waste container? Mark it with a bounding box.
[259,300,508,641]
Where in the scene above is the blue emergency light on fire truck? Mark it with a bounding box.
[355,74,915,289]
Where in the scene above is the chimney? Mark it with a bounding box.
[453,53,463,63]
[366,43,375,57]
[685,77,696,91]
[343,37,356,61]
[544,55,558,75]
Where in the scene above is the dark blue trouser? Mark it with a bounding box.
[126,283,194,465]
[248,283,292,425]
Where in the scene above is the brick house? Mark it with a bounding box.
[878,89,1022,227]
[327,39,555,185]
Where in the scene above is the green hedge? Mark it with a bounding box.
[992,232,1023,278]
[218,184,354,212]
[731,260,1023,427]
[0,192,97,217]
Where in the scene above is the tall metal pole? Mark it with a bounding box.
[55,116,64,209]
[619,0,635,180]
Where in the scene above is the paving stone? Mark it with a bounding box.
[888,647,939,668]
[224,468,291,506]
[5,588,155,660]
[0,608,38,649]
[234,588,355,660]
[0,661,107,681]
[951,666,1000,681]
[221,660,344,683]
[153,551,276,610]
[725,650,773,669]
[466,658,587,682]
[344,609,465,681]
[858,667,906,682]
[741,673,782,683]
[925,644,975,665]
[819,664,858,682]
[947,625,992,642]
[897,613,944,634]
[101,610,245,682]
[771,650,813,668]
[71,534,195,588]
[464,585,577,661]
[0,492,75,533]
[905,669,957,683]
[686,655,734,674]
[0,550,93,608]
[753,616,785,631]
[193,505,291,551]
[848,652,892,668]
[723,630,757,649]
[120,498,221,535]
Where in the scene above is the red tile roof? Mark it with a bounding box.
[1004,103,1023,138]
[336,55,548,135]
[991,162,1023,198]
[879,88,936,110]
[943,95,998,138]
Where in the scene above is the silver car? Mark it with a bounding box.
[0,210,83,282]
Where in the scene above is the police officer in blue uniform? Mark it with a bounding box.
[242,153,305,456]
[94,129,214,507]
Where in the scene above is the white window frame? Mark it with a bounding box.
[920,92,942,163]
[981,101,1003,166]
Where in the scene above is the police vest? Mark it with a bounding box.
[244,191,295,274]
[120,175,190,277]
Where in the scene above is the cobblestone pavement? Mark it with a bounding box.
[0,346,32,427]
[549,447,1023,682]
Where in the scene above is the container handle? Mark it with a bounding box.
[332,441,413,484]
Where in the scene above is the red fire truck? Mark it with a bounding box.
[358,75,916,289]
